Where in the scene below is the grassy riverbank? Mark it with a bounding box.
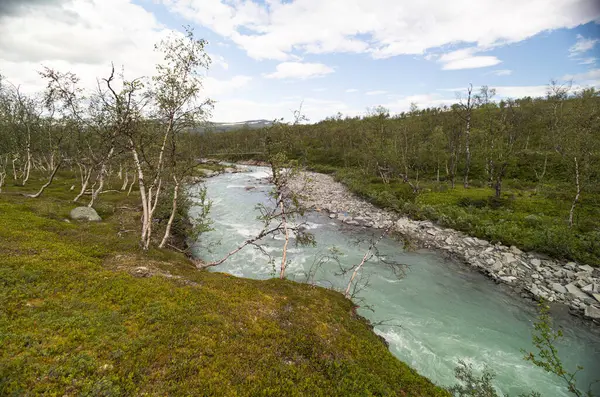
[302,165,600,266]
[0,172,448,396]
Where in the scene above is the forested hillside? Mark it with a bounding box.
[198,85,600,265]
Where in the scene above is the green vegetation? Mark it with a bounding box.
[333,168,600,265]
[197,87,600,265]
[0,173,448,396]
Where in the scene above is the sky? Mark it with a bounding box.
[1,0,599,122]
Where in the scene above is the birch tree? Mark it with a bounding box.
[565,88,599,227]
[0,154,8,193]
[454,84,475,188]
[38,68,96,202]
[474,85,497,185]
[489,99,521,199]
[151,27,214,249]
[0,83,42,186]
[96,66,149,246]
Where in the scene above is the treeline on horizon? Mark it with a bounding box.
[198,83,600,264]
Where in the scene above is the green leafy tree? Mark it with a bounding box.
[522,303,597,397]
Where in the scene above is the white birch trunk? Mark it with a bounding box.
[27,160,61,198]
[344,228,389,299]
[0,157,7,193]
[127,173,137,196]
[201,224,283,268]
[568,156,580,228]
[88,146,114,208]
[130,144,150,248]
[74,163,92,202]
[159,177,180,249]
[12,155,18,180]
[121,171,129,191]
[143,177,162,249]
[22,126,31,186]
[279,199,290,279]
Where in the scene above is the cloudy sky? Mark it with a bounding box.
[1,0,599,122]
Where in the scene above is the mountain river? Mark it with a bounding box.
[189,166,600,396]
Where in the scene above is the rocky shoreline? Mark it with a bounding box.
[287,171,600,325]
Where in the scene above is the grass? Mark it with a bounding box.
[0,171,448,396]
[330,168,600,266]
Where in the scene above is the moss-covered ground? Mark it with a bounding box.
[0,172,448,396]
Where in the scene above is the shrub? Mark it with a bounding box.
[458,197,488,209]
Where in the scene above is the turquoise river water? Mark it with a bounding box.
[190,166,600,396]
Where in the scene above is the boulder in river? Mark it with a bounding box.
[70,207,101,222]
[584,305,600,320]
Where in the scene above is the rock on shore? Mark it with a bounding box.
[288,171,600,324]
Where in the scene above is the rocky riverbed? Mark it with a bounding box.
[287,171,600,325]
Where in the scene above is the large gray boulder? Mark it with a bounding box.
[584,305,600,320]
[551,283,567,294]
[565,283,589,301]
[70,206,102,222]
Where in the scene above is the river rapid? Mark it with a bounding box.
[189,166,600,396]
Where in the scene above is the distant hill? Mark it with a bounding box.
[191,119,273,133]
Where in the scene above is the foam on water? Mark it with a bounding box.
[248,169,271,179]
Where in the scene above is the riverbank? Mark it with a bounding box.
[287,171,600,325]
[0,171,448,396]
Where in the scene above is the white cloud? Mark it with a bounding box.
[443,80,600,99]
[366,90,387,95]
[568,34,599,65]
[0,0,171,93]
[204,75,253,96]
[442,56,501,70]
[312,87,327,92]
[212,97,358,122]
[162,0,599,60]
[490,69,513,76]
[345,88,359,93]
[577,57,597,65]
[441,84,549,98]
[563,68,600,82]
[569,34,599,56]
[492,85,549,98]
[383,93,455,112]
[210,54,229,70]
[439,47,502,70]
[0,0,242,112]
[263,62,334,79]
